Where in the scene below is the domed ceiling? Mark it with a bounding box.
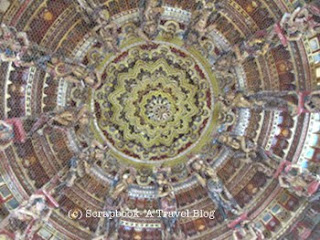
[0,0,319,239]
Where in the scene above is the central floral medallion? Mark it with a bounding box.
[145,95,172,122]
[94,44,214,163]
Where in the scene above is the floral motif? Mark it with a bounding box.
[94,44,213,162]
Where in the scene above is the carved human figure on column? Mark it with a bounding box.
[63,67,102,89]
[219,91,264,110]
[217,133,257,159]
[190,159,242,220]
[234,26,279,61]
[94,170,135,239]
[71,0,97,24]
[276,161,320,198]
[92,9,120,53]
[155,169,183,239]
[137,0,164,41]
[280,2,320,41]
[220,91,299,116]
[228,213,265,240]
[213,53,238,92]
[184,2,218,48]
[28,105,90,136]
[0,23,29,62]
[9,190,58,240]
[58,156,82,190]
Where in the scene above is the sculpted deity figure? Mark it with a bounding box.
[44,55,82,81]
[28,105,90,137]
[71,0,97,24]
[57,156,85,190]
[109,172,135,202]
[217,133,257,159]
[92,9,120,53]
[279,91,320,116]
[235,2,318,61]
[219,92,264,110]
[0,120,14,150]
[55,141,107,195]
[136,168,154,186]
[234,25,279,61]
[218,104,236,129]
[247,91,299,115]
[52,105,89,128]
[10,191,58,240]
[280,2,320,41]
[155,169,181,239]
[184,3,218,48]
[137,0,164,41]
[214,53,238,92]
[94,171,135,239]
[228,214,265,240]
[64,66,102,89]
[220,91,299,116]
[38,53,102,88]
[277,162,319,198]
[0,24,29,62]
[14,44,52,69]
[141,0,164,22]
[191,160,242,220]
[274,161,320,202]
[234,1,320,61]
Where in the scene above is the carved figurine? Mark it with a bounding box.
[0,24,29,62]
[220,91,299,116]
[184,3,218,48]
[10,191,58,240]
[214,53,238,91]
[40,105,88,131]
[95,171,135,239]
[71,0,97,24]
[28,105,90,139]
[191,160,242,220]
[155,170,179,239]
[64,66,102,89]
[217,133,257,159]
[218,104,236,129]
[64,156,83,188]
[137,0,164,41]
[228,213,265,240]
[220,92,264,110]
[136,168,154,186]
[247,91,299,116]
[280,2,320,41]
[276,161,320,198]
[92,9,120,53]
[234,26,279,61]
[45,55,80,80]
[15,44,52,69]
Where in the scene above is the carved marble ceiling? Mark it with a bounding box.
[0,0,319,240]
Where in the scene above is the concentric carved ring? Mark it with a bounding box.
[93,43,217,164]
